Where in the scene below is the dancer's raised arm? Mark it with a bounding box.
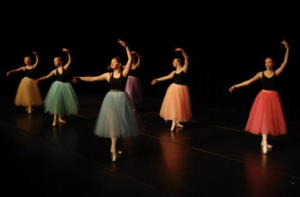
[132,51,141,67]
[32,51,39,69]
[229,72,261,92]
[175,48,189,72]
[118,39,132,78]
[275,40,289,76]
[151,71,175,85]
[62,48,71,71]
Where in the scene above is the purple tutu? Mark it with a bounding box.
[125,76,143,104]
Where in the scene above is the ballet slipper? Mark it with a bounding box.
[176,122,184,128]
[112,152,117,162]
[52,119,57,127]
[262,142,268,154]
[58,118,66,123]
[261,141,272,149]
[111,149,122,155]
[171,120,176,131]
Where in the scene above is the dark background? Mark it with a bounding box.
[1,0,299,122]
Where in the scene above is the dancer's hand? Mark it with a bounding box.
[175,48,183,52]
[6,72,10,77]
[281,40,289,49]
[228,86,236,92]
[151,79,158,85]
[33,51,37,55]
[35,79,39,84]
[131,51,136,54]
[72,77,80,84]
[107,65,111,70]
[62,48,70,53]
[118,39,127,47]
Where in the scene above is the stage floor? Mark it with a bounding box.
[1,94,300,196]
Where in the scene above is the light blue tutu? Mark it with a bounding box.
[94,91,144,138]
[44,81,79,116]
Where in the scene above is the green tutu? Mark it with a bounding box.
[44,81,79,116]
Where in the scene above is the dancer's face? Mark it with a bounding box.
[111,59,121,69]
[24,57,31,65]
[132,56,136,64]
[265,58,275,70]
[173,59,180,67]
[54,58,62,67]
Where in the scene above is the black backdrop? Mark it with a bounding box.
[1,0,300,122]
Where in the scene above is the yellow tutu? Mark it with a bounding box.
[14,77,43,106]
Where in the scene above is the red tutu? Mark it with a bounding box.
[160,83,192,122]
[245,90,287,136]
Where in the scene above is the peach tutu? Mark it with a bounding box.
[245,90,287,136]
[14,77,43,107]
[160,83,192,122]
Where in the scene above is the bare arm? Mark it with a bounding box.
[72,73,111,84]
[275,40,289,76]
[151,71,175,85]
[118,40,132,78]
[32,51,39,68]
[7,67,25,77]
[175,48,189,72]
[229,72,261,92]
[62,48,71,71]
[36,70,56,83]
[132,51,141,67]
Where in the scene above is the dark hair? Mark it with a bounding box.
[265,57,275,63]
[112,57,122,64]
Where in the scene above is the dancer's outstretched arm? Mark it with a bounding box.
[36,70,56,84]
[175,48,189,72]
[151,71,175,85]
[32,51,39,69]
[229,72,261,92]
[72,73,111,84]
[62,48,71,71]
[6,67,25,77]
[275,40,289,76]
[118,40,132,78]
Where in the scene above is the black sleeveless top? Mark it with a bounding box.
[128,67,139,77]
[24,67,35,79]
[174,70,188,85]
[261,71,278,90]
[56,67,68,82]
[109,72,127,91]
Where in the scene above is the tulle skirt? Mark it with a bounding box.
[245,90,287,136]
[125,76,143,104]
[160,83,192,122]
[44,81,79,116]
[94,91,143,138]
[14,77,43,106]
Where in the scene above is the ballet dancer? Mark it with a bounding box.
[72,40,143,162]
[6,51,43,113]
[151,48,192,131]
[229,40,289,154]
[36,48,79,126]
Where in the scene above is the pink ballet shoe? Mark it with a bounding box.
[58,119,66,123]
[111,150,122,155]
[171,121,176,131]
[112,152,117,162]
[176,123,184,128]
[262,142,268,154]
[261,142,272,149]
[53,119,57,127]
